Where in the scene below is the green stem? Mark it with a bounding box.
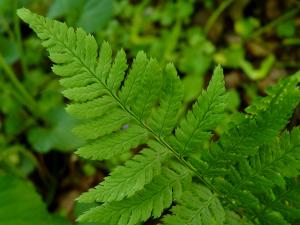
[283,37,300,45]
[130,0,150,44]
[250,4,300,38]
[277,61,300,68]
[0,18,15,40]
[0,53,42,119]
[204,0,234,34]
[162,19,182,63]
[14,0,28,76]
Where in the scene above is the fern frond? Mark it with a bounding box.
[78,164,191,225]
[66,95,117,119]
[163,183,225,225]
[76,125,148,160]
[18,8,300,225]
[194,74,300,175]
[128,58,162,119]
[223,126,300,192]
[170,65,226,157]
[263,179,300,224]
[248,128,300,224]
[214,177,261,214]
[62,82,105,101]
[220,74,300,157]
[119,51,148,105]
[224,211,254,225]
[213,127,300,222]
[107,49,127,91]
[270,127,300,178]
[148,63,183,137]
[240,127,300,190]
[72,109,130,140]
[17,9,150,161]
[78,140,170,202]
[258,210,290,225]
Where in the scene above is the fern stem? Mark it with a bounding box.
[204,0,234,34]
[0,18,15,40]
[162,19,182,62]
[14,0,28,77]
[250,3,300,38]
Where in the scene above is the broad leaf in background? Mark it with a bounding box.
[0,36,19,64]
[74,202,102,225]
[276,19,296,38]
[47,0,82,19]
[0,174,70,225]
[234,17,260,39]
[0,0,30,25]
[27,107,83,153]
[48,0,112,33]
[179,28,215,102]
[77,0,112,33]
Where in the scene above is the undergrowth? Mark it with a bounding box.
[17,8,300,225]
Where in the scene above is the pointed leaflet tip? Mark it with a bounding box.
[17,8,32,23]
[165,62,176,72]
[213,64,224,77]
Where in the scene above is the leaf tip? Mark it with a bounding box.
[214,64,223,75]
[17,8,32,23]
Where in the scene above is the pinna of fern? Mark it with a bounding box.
[18,8,300,225]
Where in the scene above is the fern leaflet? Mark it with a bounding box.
[78,163,191,225]
[163,183,225,225]
[79,140,170,202]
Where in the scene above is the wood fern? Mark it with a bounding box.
[18,8,300,225]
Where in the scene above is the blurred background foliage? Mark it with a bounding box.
[1,0,300,224]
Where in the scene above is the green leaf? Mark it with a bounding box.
[163,184,225,225]
[66,96,117,119]
[276,19,296,38]
[77,0,113,33]
[224,211,254,225]
[62,83,106,102]
[170,65,226,156]
[219,73,300,157]
[74,202,102,225]
[27,107,82,153]
[48,0,112,33]
[78,141,169,202]
[0,36,19,64]
[131,58,162,119]
[119,51,148,105]
[76,125,148,160]
[47,0,82,19]
[107,49,127,92]
[0,174,70,225]
[78,165,191,225]
[149,63,183,137]
[234,17,260,38]
[72,109,130,140]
